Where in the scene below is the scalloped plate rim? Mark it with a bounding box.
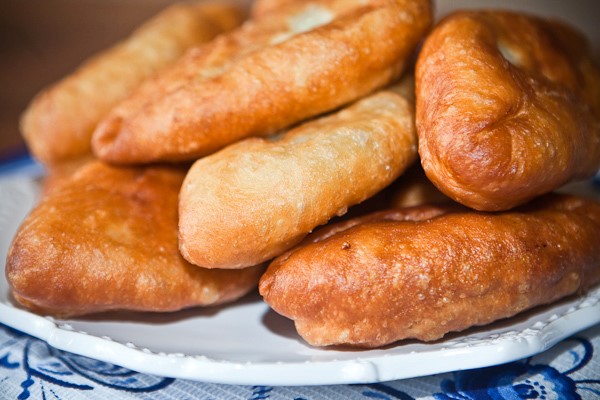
[1,289,599,386]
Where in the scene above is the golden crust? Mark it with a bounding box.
[39,155,95,197]
[20,2,244,165]
[260,194,600,348]
[179,86,418,269]
[92,0,432,164]
[250,0,296,18]
[416,11,600,211]
[6,161,263,318]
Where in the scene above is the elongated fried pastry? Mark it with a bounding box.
[6,161,263,318]
[416,11,600,211]
[21,2,244,165]
[179,85,418,269]
[260,194,600,348]
[92,0,432,163]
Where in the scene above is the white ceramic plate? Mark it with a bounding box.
[1,175,600,386]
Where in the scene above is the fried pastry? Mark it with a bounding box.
[260,194,600,348]
[21,2,244,165]
[6,161,263,318]
[39,155,95,196]
[179,85,418,269]
[92,0,432,163]
[416,11,600,211]
[250,0,295,18]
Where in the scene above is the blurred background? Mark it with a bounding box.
[0,0,206,161]
[1,0,598,162]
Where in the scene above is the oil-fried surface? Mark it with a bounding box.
[21,2,243,165]
[92,0,431,163]
[416,11,600,211]
[6,161,263,318]
[260,194,600,347]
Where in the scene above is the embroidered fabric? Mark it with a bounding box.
[1,322,599,399]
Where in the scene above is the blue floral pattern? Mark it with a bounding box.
[353,332,600,400]
[1,322,599,399]
[431,337,600,400]
[0,325,173,399]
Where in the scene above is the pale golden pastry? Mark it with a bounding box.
[416,11,600,211]
[260,194,600,348]
[92,0,432,164]
[327,163,449,223]
[6,161,263,318]
[179,86,418,269]
[21,2,244,165]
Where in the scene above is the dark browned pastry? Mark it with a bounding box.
[260,194,600,348]
[6,161,263,318]
[416,10,600,211]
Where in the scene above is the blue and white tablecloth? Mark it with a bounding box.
[1,322,599,399]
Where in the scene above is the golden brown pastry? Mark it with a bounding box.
[179,86,418,269]
[260,194,600,348]
[92,0,432,164]
[6,161,263,318]
[20,2,244,165]
[250,0,296,18]
[39,155,95,196]
[416,11,600,211]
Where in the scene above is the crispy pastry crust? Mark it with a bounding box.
[416,11,600,211]
[92,0,432,163]
[178,87,418,269]
[20,2,244,165]
[260,194,600,348]
[6,162,263,318]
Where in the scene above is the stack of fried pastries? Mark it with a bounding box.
[6,0,600,349]
[92,0,432,163]
[20,1,244,167]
